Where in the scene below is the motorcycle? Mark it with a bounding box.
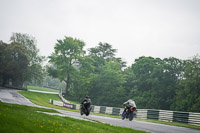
[121,106,136,121]
[80,103,91,116]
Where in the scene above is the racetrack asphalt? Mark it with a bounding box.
[0,88,199,133]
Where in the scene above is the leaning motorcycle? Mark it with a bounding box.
[80,103,91,116]
[121,106,136,121]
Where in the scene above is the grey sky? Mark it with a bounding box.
[0,0,200,66]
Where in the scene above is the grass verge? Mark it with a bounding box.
[27,86,59,92]
[18,91,80,112]
[19,89,200,130]
[0,101,145,133]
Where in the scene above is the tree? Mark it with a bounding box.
[123,67,136,95]
[71,56,95,101]
[174,55,200,112]
[129,56,161,109]
[89,60,126,106]
[10,33,45,85]
[89,42,116,60]
[48,36,85,96]
[0,41,8,85]
[87,42,126,106]
[8,42,29,87]
[0,41,28,87]
[128,56,184,110]
[88,42,118,70]
[162,57,185,110]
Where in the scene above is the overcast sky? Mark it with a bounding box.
[0,0,200,66]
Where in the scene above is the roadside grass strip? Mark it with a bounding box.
[0,101,145,133]
[27,86,59,93]
[18,91,80,112]
[19,90,200,130]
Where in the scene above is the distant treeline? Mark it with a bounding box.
[0,33,199,112]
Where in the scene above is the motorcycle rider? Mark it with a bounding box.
[80,95,91,113]
[123,99,137,114]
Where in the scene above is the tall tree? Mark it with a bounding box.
[71,56,95,101]
[87,42,126,106]
[174,55,200,112]
[89,42,116,59]
[89,59,126,106]
[0,41,28,87]
[48,36,85,96]
[88,42,117,69]
[0,41,8,85]
[128,56,184,110]
[7,42,29,87]
[10,33,44,84]
[162,57,184,110]
[129,56,161,109]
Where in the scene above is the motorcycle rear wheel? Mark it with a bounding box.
[129,112,134,121]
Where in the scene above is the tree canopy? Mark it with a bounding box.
[46,37,200,112]
[0,33,44,87]
[48,37,86,96]
[1,34,200,112]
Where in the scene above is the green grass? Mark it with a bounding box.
[19,91,68,109]
[19,91,60,106]
[19,90,200,130]
[27,86,59,92]
[27,86,80,104]
[18,91,80,112]
[0,101,145,133]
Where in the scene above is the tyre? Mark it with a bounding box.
[80,110,83,115]
[121,112,125,120]
[86,110,90,116]
[129,112,133,121]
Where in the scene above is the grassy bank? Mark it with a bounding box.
[27,86,59,92]
[0,101,145,133]
[19,86,200,130]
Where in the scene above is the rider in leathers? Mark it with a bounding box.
[80,95,91,112]
[123,99,137,114]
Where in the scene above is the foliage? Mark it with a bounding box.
[70,56,95,101]
[48,37,85,96]
[125,56,186,110]
[2,33,200,112]
[47,37,200,112]
[0,41,28,87]
[89,60,126,107]
[10,33,45,85]
[173,55,200,112]
[89,42,116,59]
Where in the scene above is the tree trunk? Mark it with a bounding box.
[64,74,71,97]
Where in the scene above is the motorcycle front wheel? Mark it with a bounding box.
[121,112,126,120]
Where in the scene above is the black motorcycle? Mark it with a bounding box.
[121,106,136,121]
[80,103,91,116]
